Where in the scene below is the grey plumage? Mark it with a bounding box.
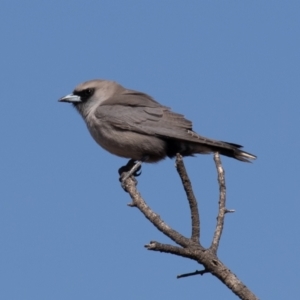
[59,79,256,163]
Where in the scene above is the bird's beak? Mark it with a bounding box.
[58,93,81,103]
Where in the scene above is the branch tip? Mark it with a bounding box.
[177,269,209,279]
[225,209,235,214]
[145,241,156,249]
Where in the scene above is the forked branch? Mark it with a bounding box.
[120,153,258,300]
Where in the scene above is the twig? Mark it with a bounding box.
[145,241,192,257]
[175,154,200,243]
[122,177,191,248]
[177,269,209,279]
[210,153,226,254]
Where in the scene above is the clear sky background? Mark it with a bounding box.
[1,1,299,299]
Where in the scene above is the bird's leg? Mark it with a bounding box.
[119,159,141,179]
[119,157,148,183]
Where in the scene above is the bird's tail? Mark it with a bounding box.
[189,139,256,162]
[166,132,256,162]
[212,141,256,162]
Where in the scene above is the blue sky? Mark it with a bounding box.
[1,1,299,299]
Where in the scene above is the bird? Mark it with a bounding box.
[59,79,256,175]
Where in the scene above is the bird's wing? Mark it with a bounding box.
[95,92,250,155]
[95,91,211,142]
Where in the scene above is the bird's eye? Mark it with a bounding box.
[85,89,93,96]
[76,88,95,102]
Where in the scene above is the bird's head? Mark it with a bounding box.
[59,79,122,117]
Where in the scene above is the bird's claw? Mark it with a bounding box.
[118,159,142,183]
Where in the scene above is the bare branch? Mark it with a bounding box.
[122,177,191,248]
[175,154,200,243]
[210,153,226,254]
[119,155,259,300]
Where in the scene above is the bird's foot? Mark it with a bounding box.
[119,159,142,184]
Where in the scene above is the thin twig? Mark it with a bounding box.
[175,154,200,243]
[210,153,226,254]
[177,269,209,279]
[145,241,192,257]
[122,177,191,248]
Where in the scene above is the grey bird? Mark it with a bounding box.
[59,79,256,175]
